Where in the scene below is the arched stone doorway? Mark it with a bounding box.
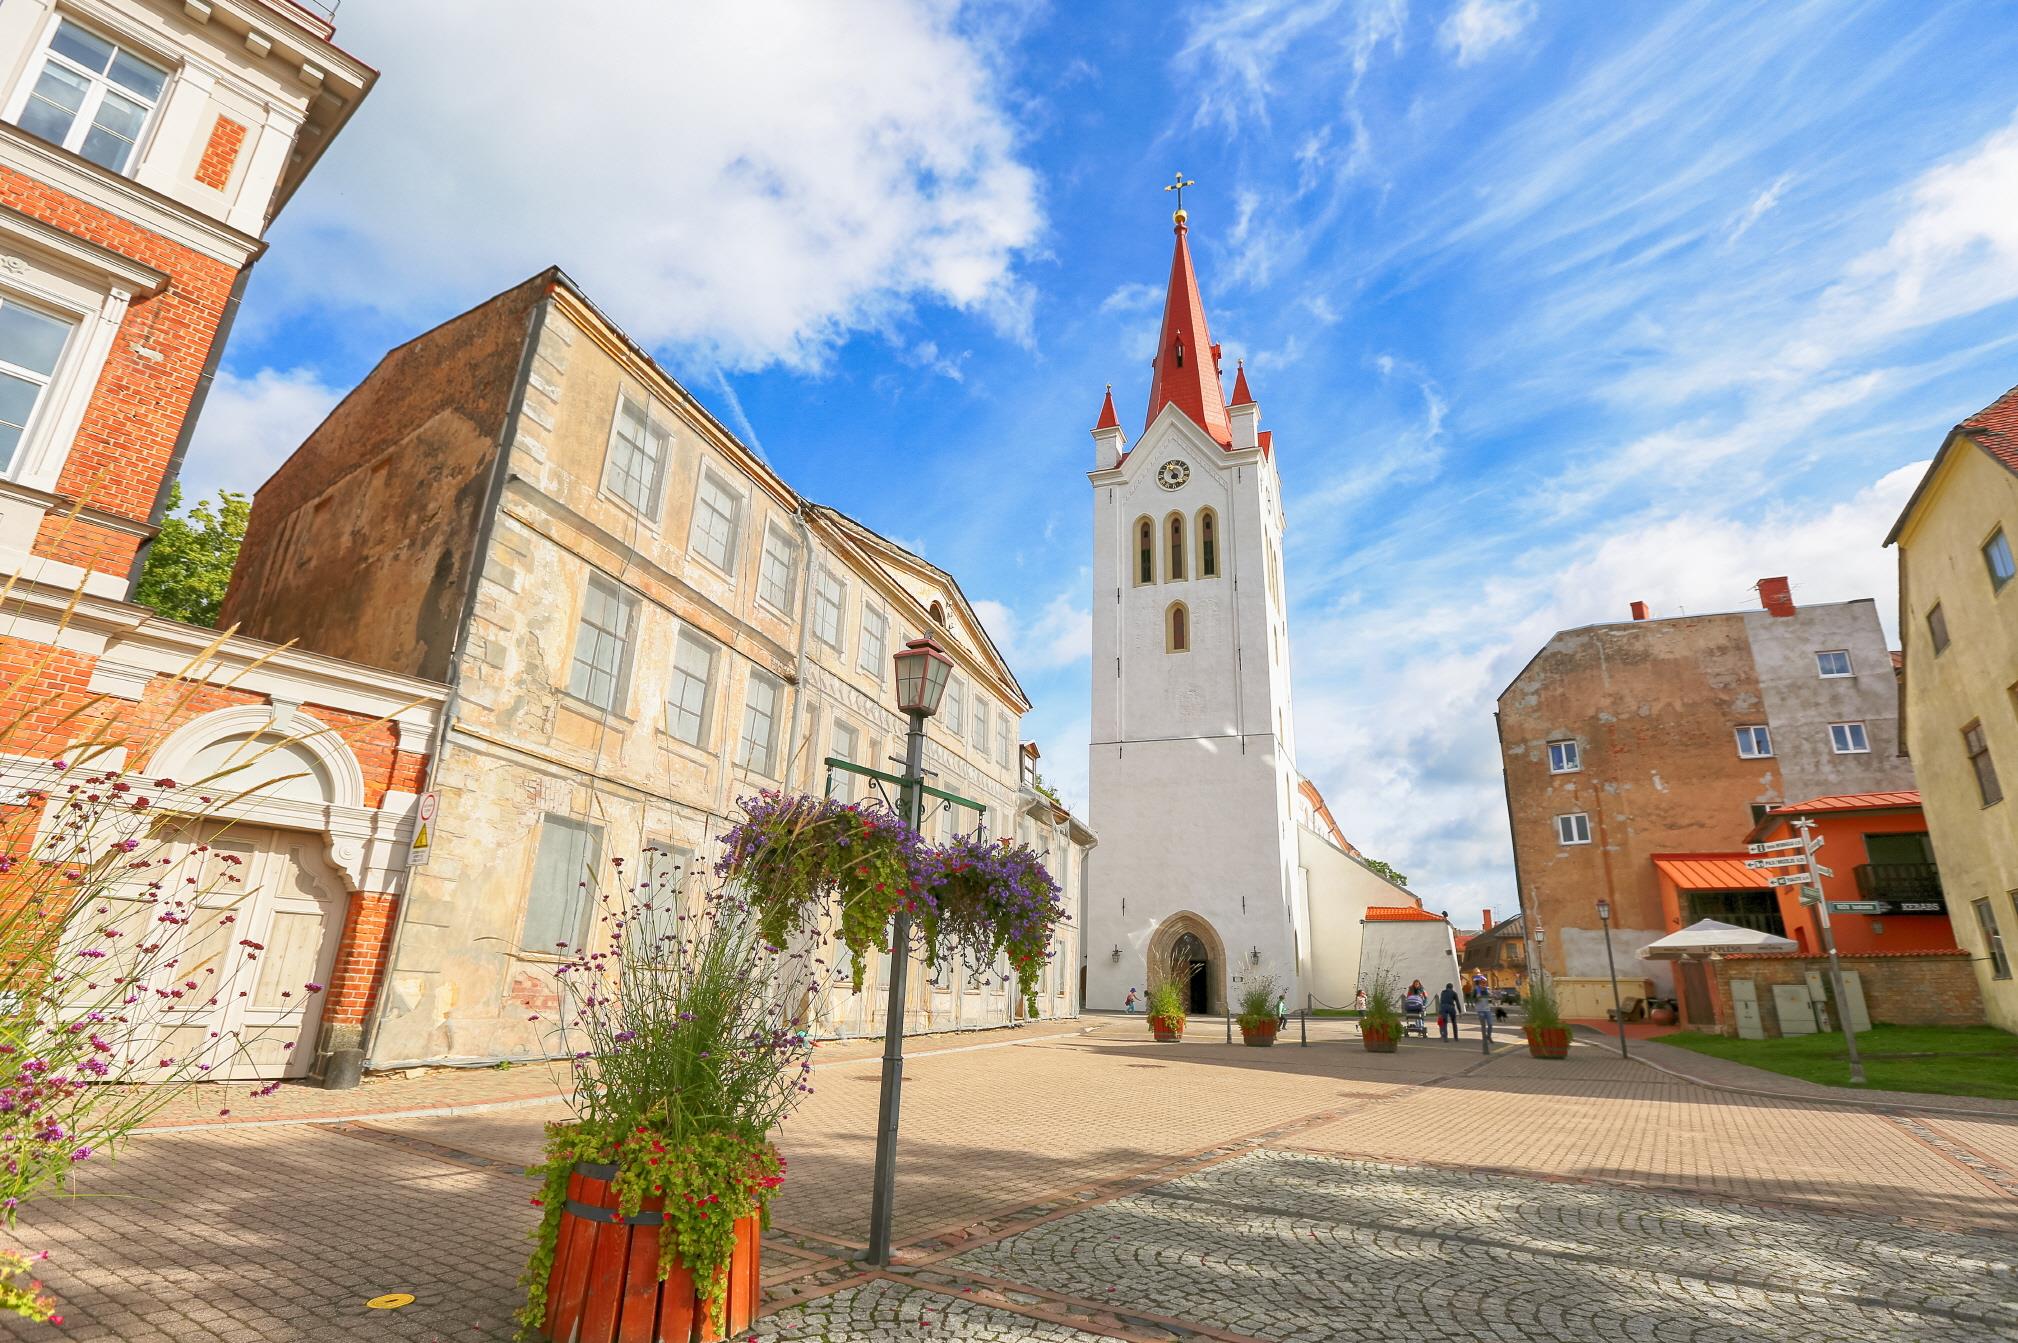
[1147,912,1227,1016]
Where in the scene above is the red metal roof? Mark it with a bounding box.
[1229,360,1254,406]
[1768,791,1921,814]
[1365,906,1445,922]
[1961,383,2018,477]
[1652,854,1771,890]
[1144,221,1233,448]
[1093,384,1119,432]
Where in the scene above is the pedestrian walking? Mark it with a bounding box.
[1124,987,1138,1014]
[1353,988,1368,1013]
[1276,991,1289,1031]
[1474,981,1496,1054]
[1437,982,1461,1040]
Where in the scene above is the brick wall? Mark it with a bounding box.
[0,165,241,570]
[1710,951,1984,1035]
[323,890,398,1026]
[193,116,248,190]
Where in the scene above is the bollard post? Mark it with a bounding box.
[1300,998,1308,1047]
[1225,1008,1232,1044]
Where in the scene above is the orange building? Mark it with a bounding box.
[1652,791,1955,1024]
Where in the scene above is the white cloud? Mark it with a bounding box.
[179,368,345,501]
[1438,0,1536,66]
[972,591,1092,673]
[1723,173,1792,245]
[268,0,1042,372]
[1100,282,1162,314]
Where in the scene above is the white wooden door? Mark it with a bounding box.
[95,822,346,1081]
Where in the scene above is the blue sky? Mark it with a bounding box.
[184,0,2018,925]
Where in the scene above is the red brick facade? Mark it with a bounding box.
[323,891,399,1027]
[193,116,248,191]
[1708,951,1984,1035]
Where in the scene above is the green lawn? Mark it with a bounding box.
[1660,1024,2018,1100]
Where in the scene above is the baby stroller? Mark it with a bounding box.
[1401,992,1430,1039]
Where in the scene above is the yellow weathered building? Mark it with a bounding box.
[1886,385,2018,1031]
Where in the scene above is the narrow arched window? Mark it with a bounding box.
[1166,513,1186,581]
[1167,601,1189,652]
[1199,509,1218,578]
[929,600,945,625]
[1135,518,1154,585]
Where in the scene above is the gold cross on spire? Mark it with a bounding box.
[1165,172,1195,223]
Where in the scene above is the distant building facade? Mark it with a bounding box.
[1497,580,1914,1015]
[1887,385,2018,1032]
[221,270,1073,1068]
[0,2,445,1086]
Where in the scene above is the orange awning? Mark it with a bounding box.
[1652,855,1772,890]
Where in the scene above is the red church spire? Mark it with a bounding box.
[1229,359,1253,407]
[1094,383,1119,431]
[1143,213,1232,448]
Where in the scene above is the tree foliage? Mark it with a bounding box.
[131,483,248,627]
[1364,858,1408,887]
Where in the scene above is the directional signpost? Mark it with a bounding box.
[1745,855,1806,869]
[1747,838,1805,854]
[1790,818,1864,1085]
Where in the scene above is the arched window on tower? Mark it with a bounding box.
[1198,509,1218,578]
[1166,513,1186,581]
[1166,601,1189,653]
[1135,517,1154,585]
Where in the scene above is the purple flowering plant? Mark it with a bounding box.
[919,833,1067,1010]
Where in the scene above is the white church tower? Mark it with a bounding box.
[1085,201,1305,1015]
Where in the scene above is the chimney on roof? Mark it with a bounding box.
[1482,907,1494,930]
[1758,576,1796,618]
[1629,601,1649,621]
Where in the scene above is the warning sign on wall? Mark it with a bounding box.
[408,792,438,867]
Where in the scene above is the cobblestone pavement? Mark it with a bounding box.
[7,1017,2016,1341]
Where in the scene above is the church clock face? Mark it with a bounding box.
[1156,460,1190,490]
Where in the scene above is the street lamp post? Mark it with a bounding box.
[864,636,953,1268]
[1596,898,1629,1060]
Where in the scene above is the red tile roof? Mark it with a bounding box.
[1768,791,1921,814]
[1961,383,2018,477]
[1365,906,1445,922]
[1653,855,1772,891]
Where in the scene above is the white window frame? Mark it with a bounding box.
[1735,725,1773,759]
[1985,528,2016,592]
[600,393,671,521]
[1815,650,1853,679]
[998,711,1013,767]
[859,604,889,677]
[641,837,692,897]
[756,522,799,614]
[738,669,782,777]
[7,15,170,178]
[688,468,743,576]
[520,814,602,954]
[811,566,847,651]
[1546,740,1579,774]
[566,574,638,713]
[829,719,861,802]
[1829,721,1871,754]
[943,675,964,740]
[974,694,990,756]
[666,628,717,748]
[1555,812,1591,846]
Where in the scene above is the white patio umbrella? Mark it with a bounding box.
[1638,918,1797,959]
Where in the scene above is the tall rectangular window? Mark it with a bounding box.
[666,629,717,746]
[1986,528,2016,592]
[641,838,691,897]
[1547,741,1579,773]
[0,297,73,477]
[757,523,798,613]
[689,471,741,574]
[521,815,601,953]
[829,720,860,802]
[859,605,888,677]
[812,568,846,650]
[739,670,781,776]
[1928,603,1951,654]
[567,575,637,712]
[974,696,990,756]
[999,711,1013,766]
[602,394,670,519]
[1815,650,1852,678]
[944,676,964,739]
[1964,721,2003,807]
[14,19,167,175]
[1555,813,1591,845]
[1735,725,1773,758]
[1829,722,1870,754]
[1977,898,2011,980]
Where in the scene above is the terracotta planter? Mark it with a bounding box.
[1239,1021,1278,1048]
[542,1161,761,1343]
[1149,1014,1185,1042]
[1526,1025,1571,1059]
[1361,1022,1399,1053]
[1647,1006,1676,1027]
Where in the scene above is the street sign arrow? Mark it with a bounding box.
[1744,856,1806,869]
[1748,839,1804,854]
[1828,900,1886,915]
[1810,863,1834,879]
[1767,872,1812,887]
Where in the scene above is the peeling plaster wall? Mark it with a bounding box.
[1744,601,1913,798]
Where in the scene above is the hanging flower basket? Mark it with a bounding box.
[1526,1025,1571,1059]
[920,833,1067,1009]
[1149,1013,1185,1042]
[539,1159,763,1343]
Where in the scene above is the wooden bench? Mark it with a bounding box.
[1608,996,1646,1022]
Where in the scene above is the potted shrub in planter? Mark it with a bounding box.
[1524,975,1571,1059]
[1360,978,1402,1053]
[518,877,814,1343]
[1647,998,1677,1027]
[1145,977,1187,1042]
[1236,976,1281,1047]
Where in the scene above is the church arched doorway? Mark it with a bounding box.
[1147,912,1227,1016]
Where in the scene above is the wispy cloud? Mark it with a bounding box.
[1723,173,1792,245]
[1438,0,1536,66]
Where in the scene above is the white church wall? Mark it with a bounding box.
[1357,921,1466,1005]
[1296,824,1394,1009]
